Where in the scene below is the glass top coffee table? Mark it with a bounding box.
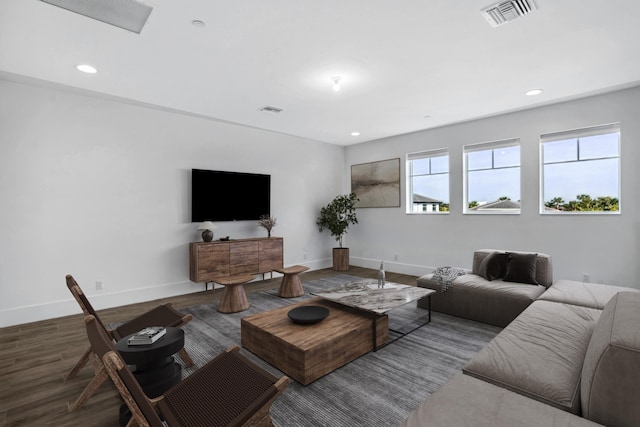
[311,279,435,348]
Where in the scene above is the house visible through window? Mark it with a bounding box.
[464,138,521,214]
[540,123,620,214]
[407,149,449,214]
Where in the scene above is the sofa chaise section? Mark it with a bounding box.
[417,249,551,327]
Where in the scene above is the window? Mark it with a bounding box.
[540,123,620,214]
[464,139,520,214]
[407,149,449,214]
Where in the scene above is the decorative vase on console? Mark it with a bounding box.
[197,221,217,242]
[378,261,386,289]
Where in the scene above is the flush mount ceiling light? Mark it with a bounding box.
[259,105,284,114]
[191,19,206,27]
[526,88,543,96]
[331,77,341,92]
[351,131,360,136]
[76,64,97,74]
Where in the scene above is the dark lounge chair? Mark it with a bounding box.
[84,314,289,427]
[65,274,194,411]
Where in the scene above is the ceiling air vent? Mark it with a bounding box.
[259,105,284,114]
[481,0,537,28]
[41,0,153,34]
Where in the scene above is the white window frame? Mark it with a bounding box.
[406,148,449,215]
[463,138,521,214]
[539,123,621,215]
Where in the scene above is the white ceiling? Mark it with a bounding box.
[2,0,640,146]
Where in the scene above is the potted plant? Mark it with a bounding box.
[258,215,277,237]
[316,193,359,271]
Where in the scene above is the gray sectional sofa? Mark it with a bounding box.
[402,250,640,427]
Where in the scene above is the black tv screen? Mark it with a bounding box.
[191,169,271,222]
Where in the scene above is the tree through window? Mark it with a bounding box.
[540,123,620,214]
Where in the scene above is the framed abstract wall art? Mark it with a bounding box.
[351,158,401,208]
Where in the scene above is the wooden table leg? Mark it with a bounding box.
[218,282,249,313]
[279,272,304,298]
[275,265,309,298]
[213,274,253,313]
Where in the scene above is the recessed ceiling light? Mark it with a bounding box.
[351,131,360,136]
[526,89,543,96]
[192,20,206,27]
[76,64,97,74]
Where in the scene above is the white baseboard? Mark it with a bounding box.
[0,280,202,328]
[1,257,419,328]
[349,257,434,277]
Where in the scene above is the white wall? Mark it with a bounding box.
[3,79,638,328]
[0,78,344,327]
[345,87,640,288]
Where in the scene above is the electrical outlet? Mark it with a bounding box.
[582,273,590,283]
[95,280,104,290]
[394,254,399,261]
[303,252,307,260]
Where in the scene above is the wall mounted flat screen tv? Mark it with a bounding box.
[192,169,270,222]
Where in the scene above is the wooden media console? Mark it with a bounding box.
[189,237,283,283]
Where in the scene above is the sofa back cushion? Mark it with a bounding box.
[581,292,640,427]
[473,249,553,288]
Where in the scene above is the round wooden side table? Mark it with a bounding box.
[214,274,254,313]
[275,265,309,298]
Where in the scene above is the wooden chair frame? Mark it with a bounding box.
[104,350,289,427]
[82,314,288,427]
[65,275,194,412]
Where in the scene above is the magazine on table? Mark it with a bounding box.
[127,326,166,345]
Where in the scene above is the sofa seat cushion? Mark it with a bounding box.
[538,280,639,309]
[463,300,601,414]
[417,273,546,327]
[581,292,640,427]
[400,373,602,427]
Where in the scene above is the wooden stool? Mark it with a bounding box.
[214,274,254,313]
[275,265,309,298]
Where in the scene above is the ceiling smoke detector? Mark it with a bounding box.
[259,105,284,114]
[481,0,537,28]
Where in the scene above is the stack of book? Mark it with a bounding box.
[127,326,166,346]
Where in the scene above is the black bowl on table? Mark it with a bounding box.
[287,305,330,324]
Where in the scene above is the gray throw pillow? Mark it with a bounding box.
[503,252,539,285]
[478,252,509,281]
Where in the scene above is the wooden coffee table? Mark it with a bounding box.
[241,297,388,385]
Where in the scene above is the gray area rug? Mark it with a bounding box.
[177,274,501,427]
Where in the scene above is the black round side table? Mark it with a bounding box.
[115,327,184,425]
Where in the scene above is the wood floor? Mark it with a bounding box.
[0,267,418,426]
